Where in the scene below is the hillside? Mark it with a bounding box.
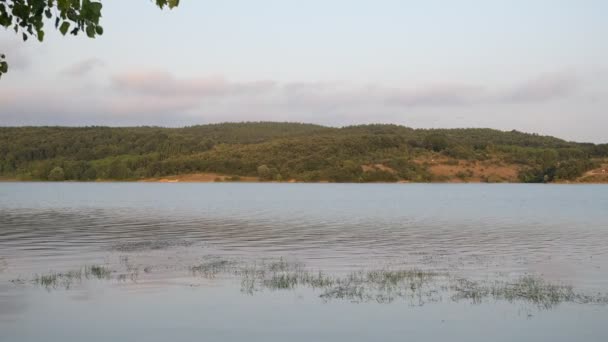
[1,122,607,183]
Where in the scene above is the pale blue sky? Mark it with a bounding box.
[1,0,607,142]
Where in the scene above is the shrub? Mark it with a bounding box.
[257,165,273,180]
[361,170,398,182]
[423,133,448,152]
[48,167,65,181]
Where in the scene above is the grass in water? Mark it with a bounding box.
[191,259,237,278]
[85,265,112,279]
[31,265,113,289]
[18,256,608,310]
[190,257,608,309]
[33,269,83,289]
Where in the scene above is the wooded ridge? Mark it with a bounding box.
[1,122,606,183]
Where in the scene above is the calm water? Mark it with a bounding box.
[1,183,608,341]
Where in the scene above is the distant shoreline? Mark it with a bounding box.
[1,173,607,184]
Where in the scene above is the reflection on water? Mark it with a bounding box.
[1,183,608,341]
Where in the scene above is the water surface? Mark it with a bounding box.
[1,183,607,341]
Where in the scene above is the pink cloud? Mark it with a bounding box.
[111,70,275,98]
[0,69,584,127]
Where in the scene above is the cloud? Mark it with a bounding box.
[386,84,486,107]
[61,58,105,77]
[501,72,578,103]
[106,94,202,116]
[3,67,578,122]
[0,69,588,134]
[101,69,580,115]
[111,70,276,97]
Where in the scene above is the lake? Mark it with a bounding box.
[1,183,608,341]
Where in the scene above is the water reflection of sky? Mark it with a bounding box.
[2,284,607,342]
[1,184,608,341]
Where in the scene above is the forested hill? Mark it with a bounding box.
[1,122,607,183]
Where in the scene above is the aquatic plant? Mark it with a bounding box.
[191,259,238,278]
[85,265,112,279]
[189,258,608,309]
[15,257,608,310]
[33,269,83,290]
[30,265,114,289]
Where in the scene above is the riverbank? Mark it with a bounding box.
[3,161,608,184]
[2,174,608,183]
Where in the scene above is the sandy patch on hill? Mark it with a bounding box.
[141,173,259,183]
[428,160,520,183]
[572,162,608,183]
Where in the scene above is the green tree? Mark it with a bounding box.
[48,166,65,181]
[257,165,272,181]
[108,159,130,179]
[0,0,180,78]
[423,133,448,152]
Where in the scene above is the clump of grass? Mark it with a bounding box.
[450,278,490,304]
[450,275,608,309]
[318,269,445,304]
[367,269,441,286]
[85,265,112,279]
[300,271,335,288]
[494,276,608,308]
[186,257,608,309]
[191,259,237,278]
[320,283,366,302]
[28,265,113,289]
[117,271,139,283]
[237,258,331,293]
[267,258,292,272]
[497,276,574,308]
[35,273,59,288]
[33,269,83,289]
[264,273,299,290]
[111,239,194,252]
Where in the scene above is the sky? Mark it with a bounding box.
[0,0,607,143]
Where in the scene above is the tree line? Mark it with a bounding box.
[1,122,606,182]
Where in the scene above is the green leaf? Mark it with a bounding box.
[157,0,180,9]
[95,25,103,35]
[71,0,81,11]
[59,21,70,35]
[86,25,95,38]
[89,2,103,18]
[37,30,45,42]
[57,0,70,12]
[0,61,7,74]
